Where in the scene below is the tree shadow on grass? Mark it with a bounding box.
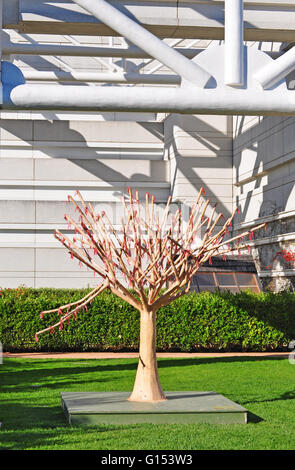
[0,420,110,451]
[1,356,289,393]
[157,356,289,368]
[242,389,295,406]
[0,401,147,450]
[0,359,139,393]
[241,389,295,424]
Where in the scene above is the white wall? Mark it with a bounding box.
[233,115,295,291]
[164,113,233,238]
[0,115,169,287]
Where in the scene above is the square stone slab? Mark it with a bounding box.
[61,391,248,425]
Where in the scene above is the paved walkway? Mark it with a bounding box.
[3,351,290,359]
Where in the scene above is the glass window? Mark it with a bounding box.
[195,273,215,286]
[215,273,235,286]
[236,273,256,286]
[191,271,260,294]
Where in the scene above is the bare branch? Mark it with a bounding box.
[36,188,264,342]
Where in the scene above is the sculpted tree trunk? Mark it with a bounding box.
[129,308,165,402]
[35,187,266,402]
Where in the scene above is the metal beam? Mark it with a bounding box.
[254,46,295,89]
[21,69,180,84]
[71,0,210,87]
[4,83,295,115]
[2,40,282,61]
[2,41,203,59]
[224,0,244,87]
[5,0,295,42]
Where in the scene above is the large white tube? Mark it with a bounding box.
[72,0,211,87]
[5,83,295,115]
[254,47,295,89]
[3,42,202,60]
[224,0,244,87]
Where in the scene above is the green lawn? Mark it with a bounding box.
[0,356,295,450]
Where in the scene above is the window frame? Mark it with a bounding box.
[192,271,260,293]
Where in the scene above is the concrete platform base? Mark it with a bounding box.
[61,391,248,425]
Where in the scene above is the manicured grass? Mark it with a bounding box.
[0,356,295,450]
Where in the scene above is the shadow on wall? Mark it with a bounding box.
[233,115,295,290]
[0,112,234,224]
[160,114,234,222]
[233,114,295,226]
[0,117,163,192]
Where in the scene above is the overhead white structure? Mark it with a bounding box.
[1,0,295,114]
[72,0,210,87]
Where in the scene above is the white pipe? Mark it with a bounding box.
[2,42,202,59]
[22,70,180,84]
[5,84,295,115]
[224,0,244,87]
[72,0,211,87]
[253,46,295,89]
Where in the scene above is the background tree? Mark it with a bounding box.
[35,188,265,402]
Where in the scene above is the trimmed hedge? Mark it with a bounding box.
[0,287,295,352]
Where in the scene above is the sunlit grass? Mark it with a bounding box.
[0,357,294,450]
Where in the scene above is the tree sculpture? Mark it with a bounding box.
[35,188,265,402]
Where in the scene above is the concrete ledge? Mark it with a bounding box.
[61,391,248,425]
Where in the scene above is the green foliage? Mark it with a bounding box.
[0,287,295,352]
